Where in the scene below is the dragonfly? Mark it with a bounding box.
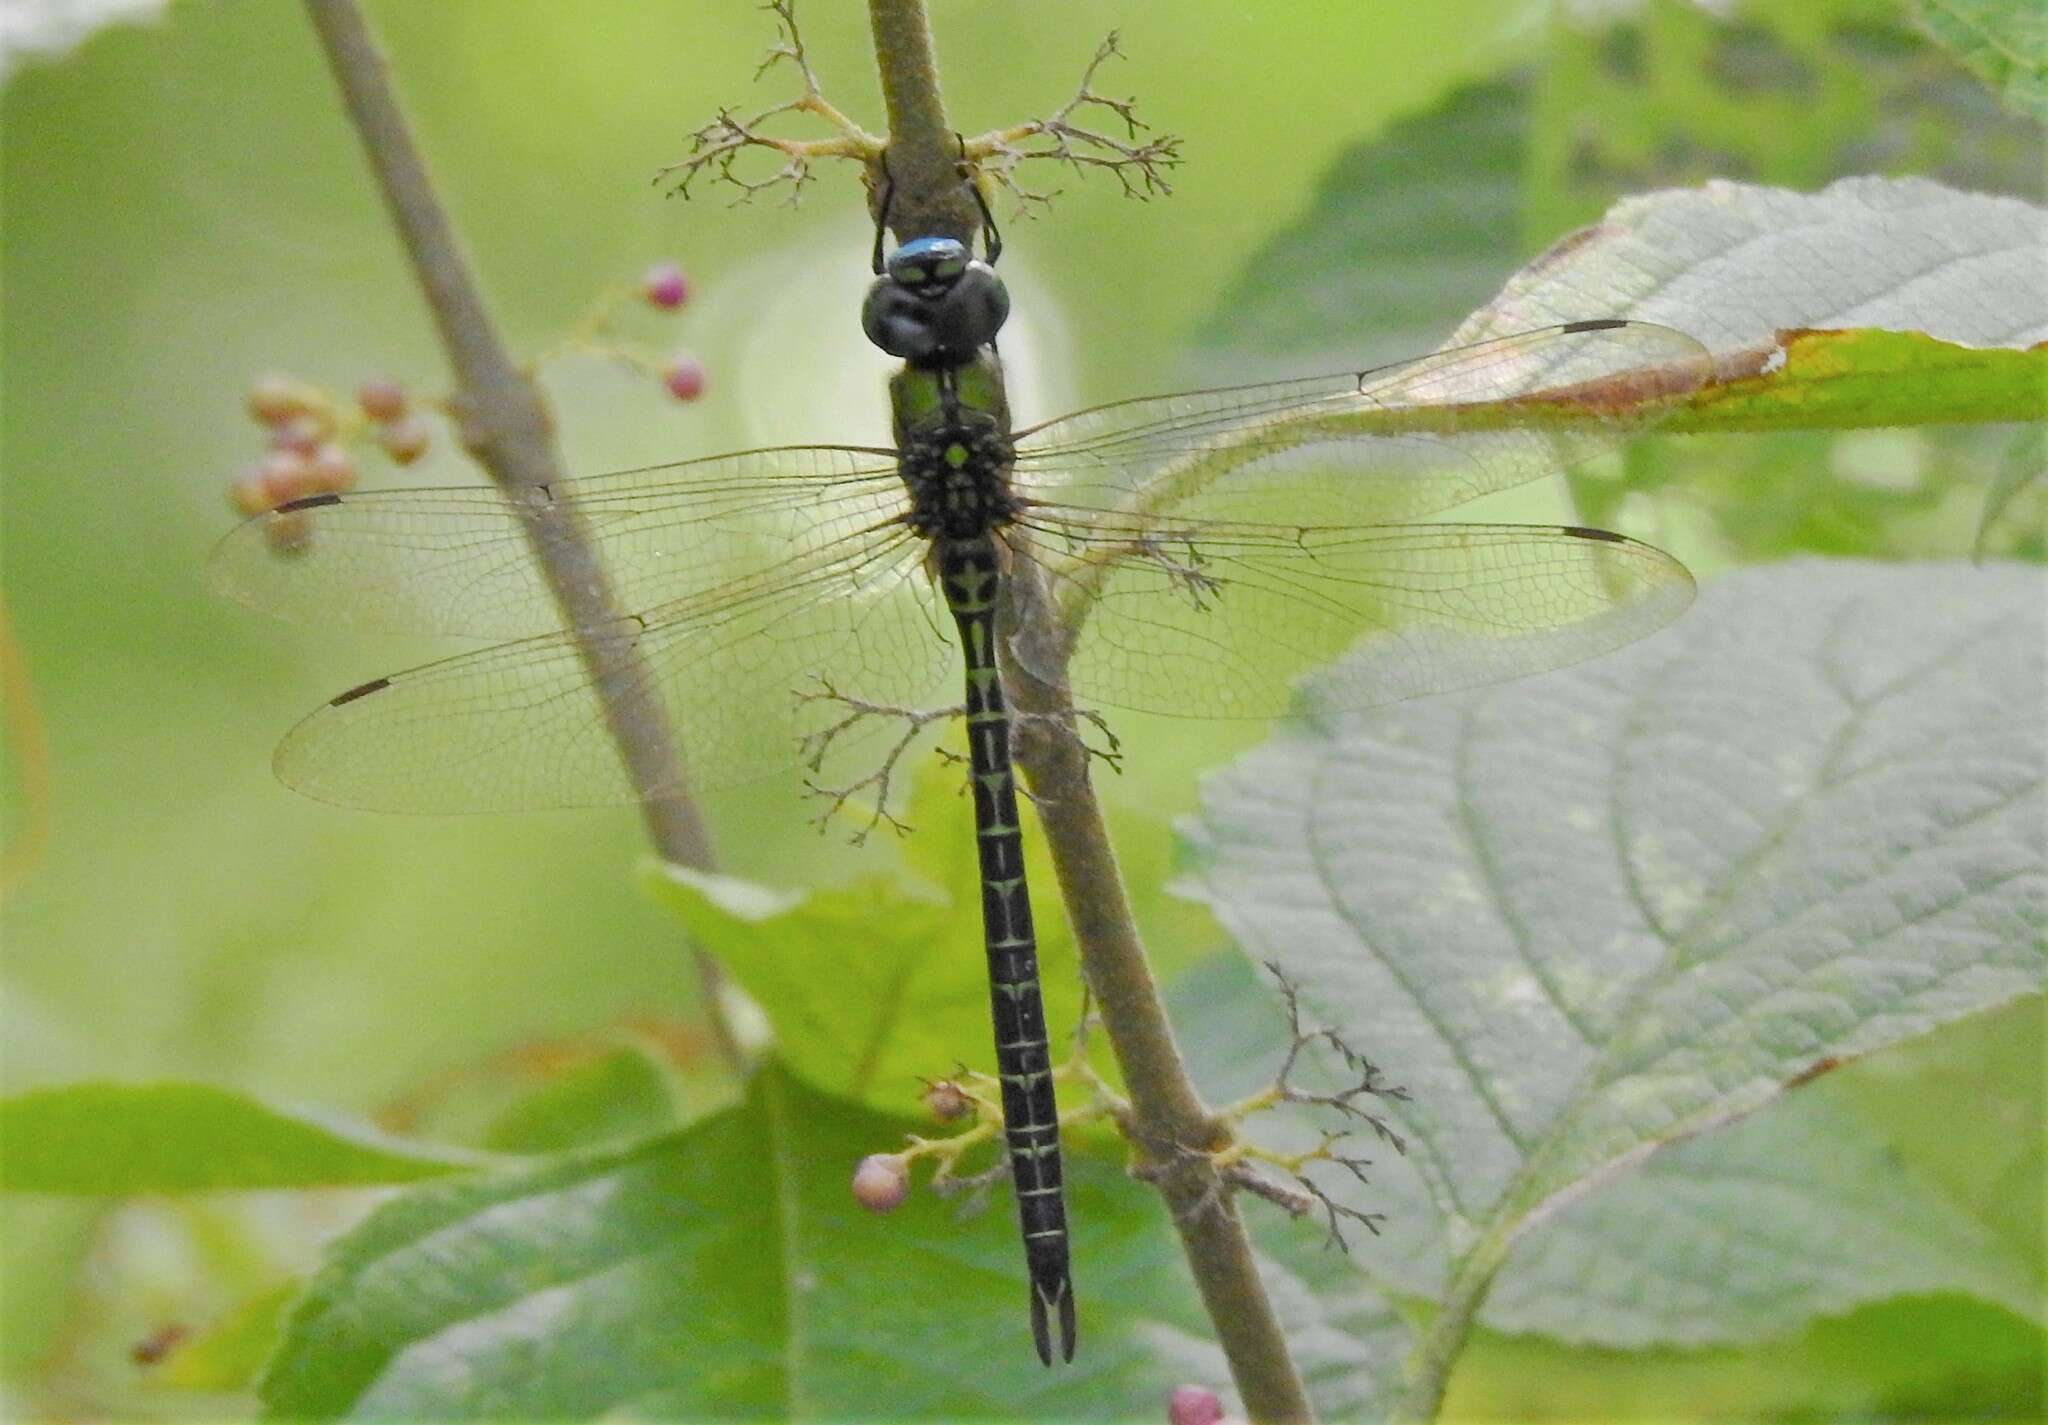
[212,225,1710,1365]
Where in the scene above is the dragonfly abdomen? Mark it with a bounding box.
[937,535,1077,1366]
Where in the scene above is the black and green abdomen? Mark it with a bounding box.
[936,535,1076,1365]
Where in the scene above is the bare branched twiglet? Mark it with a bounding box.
[797,675,1123,839]
[1244,1132,1392,1251]
[657,0,882,204]
[1154,965,1411,1250]
[794,676,962,842]
[965,32,1185,214]
[662,6,1179,217]
[1267,963,1412,1152]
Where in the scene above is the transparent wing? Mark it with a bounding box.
[1010,321,1709,526]
[272,526,960,812]
[1005,518,1692,719]
[209,445,903,638]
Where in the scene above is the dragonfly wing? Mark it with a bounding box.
[209,445,902,638]
[273,529,957,812]
[1009,321,1709,526]
[1007,520,1692,719]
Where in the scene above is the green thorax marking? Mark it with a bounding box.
[892,352,1022,544]
[889,350,1009,440]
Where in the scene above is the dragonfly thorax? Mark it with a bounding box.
[863,236,1011,367]
[900,414,1019,541]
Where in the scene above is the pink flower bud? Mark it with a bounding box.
[379,415,430,465]
[643,262,690,310]
[306,442,357,494]
[246,374,304,427]
[229,470,273,517]
[1167,1385,1225,1425]
[257,450,313,507]
[264,509,314,556]
[851,1154,910,1213]
[356,377,408,422]
[662,355,706,403]
[271,412,328,457]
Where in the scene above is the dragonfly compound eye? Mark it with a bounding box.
[928,261,1009,352]
[862,276,942,361]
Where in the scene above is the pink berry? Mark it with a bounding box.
[257,450,313,507]
[379,415,430,465]
[271,412,328,457]
[643,262,690,310]
[306,442,357,494]
[229,470,273,517]
[1167,1385,1224,1425]
[357,377,408,422]
[264,509,314,556]
[663,355,706,402]
[851,1154,910,1213]
[247,374,304,426]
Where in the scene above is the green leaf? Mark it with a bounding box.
[1917,0,2048,121]
[1669,327,2048,432]
[1830,995,2046,1272]
[1462,177,2046,368]
[0,1082,493,1194]
[1526,4,2046,238]
[260,1063,1194,1420]
[479,1039,683,1154]
[1484,1077,2043,1345]
[1183,561,2044,1395]
[1976,423,2046,559]
[1168,949,2042,1354]
[1194,74,1531,368]
[156,1278,301,1390]
[1444,1291,2044,1421]
[642,772,1084,1115]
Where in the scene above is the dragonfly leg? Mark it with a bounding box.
[953,131,1002,265]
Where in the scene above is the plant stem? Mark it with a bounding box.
[1387,1229,1513,1424]
[865,4,1316,1418]
[866,0,980,245]
[301,0,744,1073]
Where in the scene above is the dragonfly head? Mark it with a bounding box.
[863,235,1011,367]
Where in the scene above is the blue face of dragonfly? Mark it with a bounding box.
[863,234,1011,366]
[887,235,971,292]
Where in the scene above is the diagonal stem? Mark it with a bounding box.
[1006,588,1316,1425]
[301,0,743,1072]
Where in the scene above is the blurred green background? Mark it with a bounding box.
[2,0,2039,1417]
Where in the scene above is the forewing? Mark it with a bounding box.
[209,446,902,638]
[1008,520,1693,719]
[1009,321,1709,527]
[272,529,957,812]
